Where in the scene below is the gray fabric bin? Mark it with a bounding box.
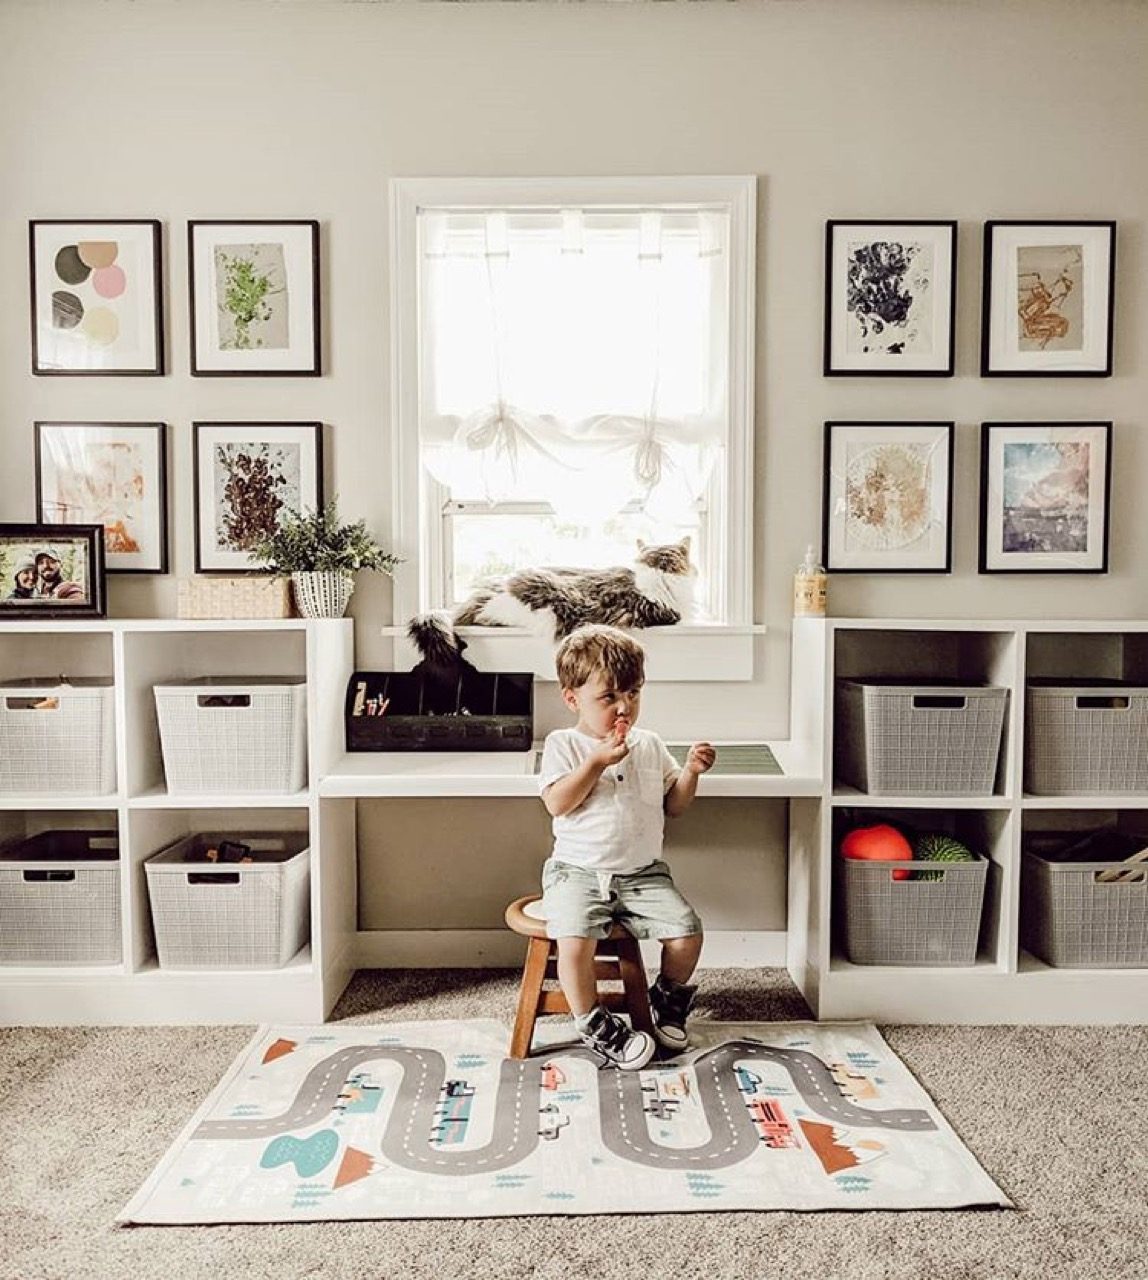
[838,853,988,966]
[1022,849,1148,967]
[1025,680,1148,795]
[145,832,309,969]
[837,679,1008,796]
[0,830,121,965]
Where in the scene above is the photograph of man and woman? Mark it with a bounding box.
[1,540,91,605]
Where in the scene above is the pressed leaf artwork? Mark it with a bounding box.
[213,443,301,552]
[214,243,289,350]
[844,442,932,551]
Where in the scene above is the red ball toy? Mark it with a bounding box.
[841,823,913,880]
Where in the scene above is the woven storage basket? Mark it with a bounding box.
[153,677,307,794]
[1021,849,1148,967]
[144,832,310,969]
[0,830,121,965]
[836,679,1008,796]
[838,852,988,966]
[176,577,292,619]
[1025,680,1148,795]
[0,677,115,795]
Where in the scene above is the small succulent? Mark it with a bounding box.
[247,499,401,577]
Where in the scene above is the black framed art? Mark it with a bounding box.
[188,220,321,376]
[29,220,163,375]
[979,422,1111,573]
[822,421,954,573]
[35,421,168,574]
[981,221,1115,376]
[824,220,957,376]
[193,422,323,573]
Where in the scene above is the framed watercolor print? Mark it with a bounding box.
[29,220,163,375]
[35,422,168,574]
[822,421,954,572]
[979,422,1111,573]
[188,221,321,375]
[981,222,1115,376]
[0,524,106,619]
[193,422,323,572]
[824,221,957,376]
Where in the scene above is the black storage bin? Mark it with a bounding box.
[345,670,534,751]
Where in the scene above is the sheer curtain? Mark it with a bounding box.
[418,207,729,525]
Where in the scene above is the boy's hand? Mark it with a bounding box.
[593,717,631,767]
[684,742,716,775]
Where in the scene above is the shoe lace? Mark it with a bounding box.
[587,1010,630,1059]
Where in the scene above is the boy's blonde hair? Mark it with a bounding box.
[555,625,646,692]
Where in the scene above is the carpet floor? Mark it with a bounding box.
[2,967,1146,1280]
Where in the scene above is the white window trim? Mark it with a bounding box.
[389,176,759,676]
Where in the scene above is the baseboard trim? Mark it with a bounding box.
[352,929,787,969]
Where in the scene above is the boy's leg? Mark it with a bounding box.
[658,933,703,986]
[555,936,599,1016]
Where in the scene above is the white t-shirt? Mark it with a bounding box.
[538,726,681,874]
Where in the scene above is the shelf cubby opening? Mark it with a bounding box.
[121,629,308,799]
[830,806,1010,971]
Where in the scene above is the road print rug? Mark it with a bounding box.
[119,1019,1008,1223]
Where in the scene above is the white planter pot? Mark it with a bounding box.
[291,571,355,619]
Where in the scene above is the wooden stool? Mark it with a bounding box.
[504,895,655,1059]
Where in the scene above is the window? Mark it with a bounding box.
[390,177,756,629]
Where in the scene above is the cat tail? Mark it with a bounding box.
[407,612,468,666]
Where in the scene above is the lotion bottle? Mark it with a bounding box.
[793,544,828,617]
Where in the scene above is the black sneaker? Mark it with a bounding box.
[577,1006,655,1071]
[648,975,697,1052]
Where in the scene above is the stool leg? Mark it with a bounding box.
[509,936,551,1059]
[615,936,655,1037]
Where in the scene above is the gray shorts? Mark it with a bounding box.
[540,858,702,941]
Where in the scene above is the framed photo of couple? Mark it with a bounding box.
[0,524,107,619]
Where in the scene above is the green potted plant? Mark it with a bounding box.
[247,500,401,619]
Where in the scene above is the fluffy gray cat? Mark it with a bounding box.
[408,538,695,664]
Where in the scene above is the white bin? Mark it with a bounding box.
[154,677,307,794]
[0,677,115,795]
[144,832,310,969]
[0,830,121,965]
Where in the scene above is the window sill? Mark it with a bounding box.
[381,624,765,681]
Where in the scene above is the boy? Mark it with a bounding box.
[538,624,715,1070]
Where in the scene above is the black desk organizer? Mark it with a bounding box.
[345,669,534,752]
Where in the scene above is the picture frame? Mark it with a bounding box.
[29,219,163,375]
[822,421,954,573]
[824,220,957,376]
[0,524,106,619]
[979,422,1112,573]
[188,220,321,376]
[981,221,1116,376]
[35,422,168,575]
[193,422,323,573]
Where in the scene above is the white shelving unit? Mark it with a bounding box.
[3,614,1144,1026]
[0,619,356,1026]
[787,618,1148,1025]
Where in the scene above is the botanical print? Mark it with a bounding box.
[212,442,301,553]
[845,240,934,357]
[41,441,145,555]
[214,243,289,351]
[1001,441,1091,554]
[1016,244,1084,353]
[844,441,932,551]
[0,541,89,605]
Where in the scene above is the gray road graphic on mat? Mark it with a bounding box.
[193,1039,935,1174]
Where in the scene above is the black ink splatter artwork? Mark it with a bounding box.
[845,241,932,356]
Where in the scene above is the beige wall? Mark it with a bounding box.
[2,0,1146,933]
